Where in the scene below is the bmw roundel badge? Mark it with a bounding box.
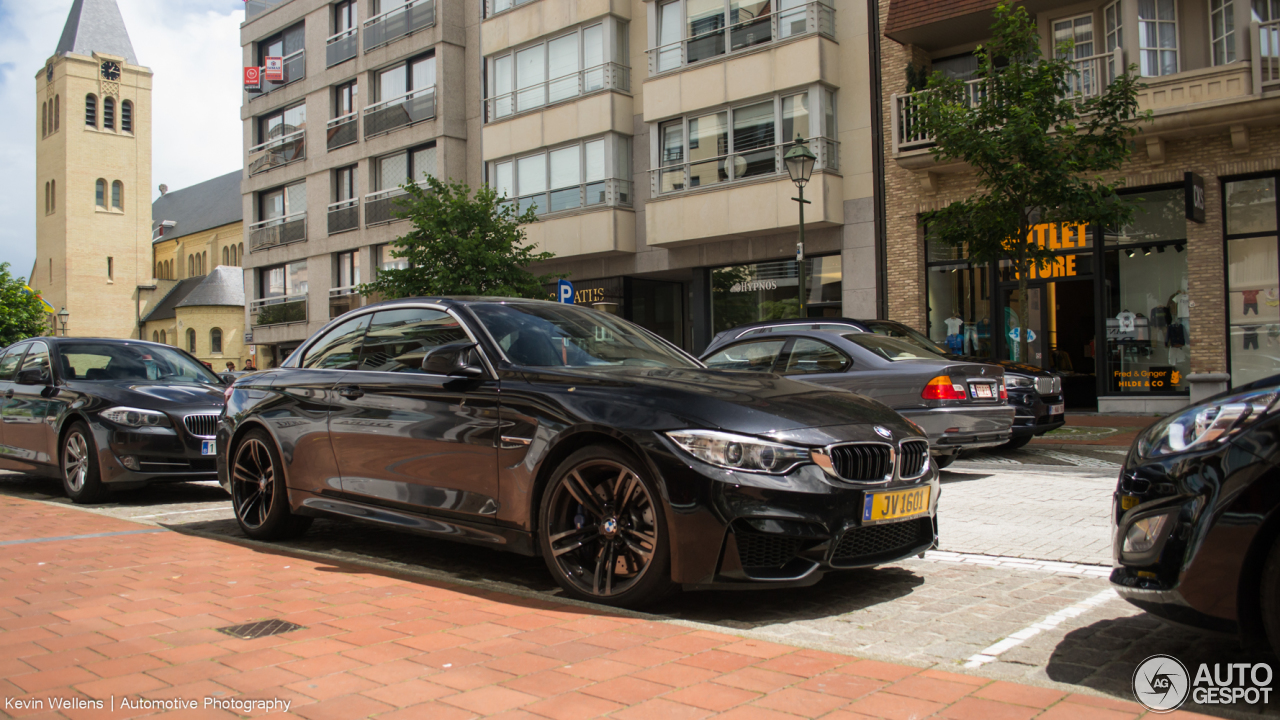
[874,425,892,439]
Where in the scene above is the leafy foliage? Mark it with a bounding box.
[0,263,49,347]
[913,0,1149,360]
[360,176,558,300]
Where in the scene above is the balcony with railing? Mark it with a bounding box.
[246,0,290,21]
[364,86,436,139]
[647,1,834,76]
[365,184,423,226]
[248,129,305,176]
[1254,20,1280,94]
[503,179,633,217]
[249,212,308,251]
[329,286,366,318]
[327,28,358,67]
[327,113,358,151]
[252,50,306,100]
[364,0,436,52]
[328,199,359,234]
[486,63,630,122]
[251,294,308,327]
[651,137,838,196]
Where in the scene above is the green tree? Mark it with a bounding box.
[360,176,558,300]
[0,263,49,347]
[913,0,1149,362]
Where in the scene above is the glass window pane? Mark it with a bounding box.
[549,145,581,189]
[1227,178,1278,234]
[284,103,306,131]
[614,137,630,180]
[657,0,682,71]
[689,111,728,187]
[287,261,308,294]
[494,161,514,198]
[730,0,772,51]
[584,24,604,67]
[687,0,726,62]
[783,338,850,374]
[782,93,809,143]
[378,64,406,101]
[493,55,513,94]
[303,314,370,369]
[585,140,606,182]
[358,308,469,373]
[412,146,436,182]
[261,190,285,220]
[286,182,307,214]
[1106,189,1185,243]
[517,154,547,194]
[411,55,435,90]
[548,34,580,103]
[379,152,407,191]
[732,101,775,179]
[703,339,787,372]
[516,45,546,110]
[18,343,51,383]
[1103,248,1189,393]
[1228,235,1280,386]
[659,120,685,192]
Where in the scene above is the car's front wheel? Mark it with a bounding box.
[538,445,672,608]
[61,422,107,504]
[230,429,311,541]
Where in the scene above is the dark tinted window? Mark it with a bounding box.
[58,342,222,384]
[302,314,370,370]
[0,345,29,381]
[17,342,51,383]
[358,308,469,373]
[703,339,786,372]
[782,338,851,374]
[844,334,943,361]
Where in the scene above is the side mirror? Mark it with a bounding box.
[15,369,50,386]
[422,341,486,378]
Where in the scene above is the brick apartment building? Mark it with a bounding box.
[879,0,1280,412]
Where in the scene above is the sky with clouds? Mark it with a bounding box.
[0,0,245,282]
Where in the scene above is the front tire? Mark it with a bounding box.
[61,422,107,504]
[1261,535,1280,654]
[538,445,672,608]
[230,429,311,540]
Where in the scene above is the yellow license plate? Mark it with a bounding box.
[862,486,931,524]
[1121,495,1139,510]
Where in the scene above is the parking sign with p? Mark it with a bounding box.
[557,279,575,304]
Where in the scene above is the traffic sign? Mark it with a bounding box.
[557,279,575,304]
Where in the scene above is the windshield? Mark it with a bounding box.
[861,321,949,355]
[58,342,224,385]
[843,333,944,362]
[469,303,698,369]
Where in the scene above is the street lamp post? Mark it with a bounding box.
[56,307,69,337]
[784,134,817,316]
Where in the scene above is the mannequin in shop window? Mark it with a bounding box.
[1166,278,1189,364]
[944,312,965,354]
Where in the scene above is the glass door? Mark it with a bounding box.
[1001,285,1046,366]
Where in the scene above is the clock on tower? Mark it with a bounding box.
[100,61,121,80]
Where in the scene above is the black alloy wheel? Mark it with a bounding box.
[61,421,107,504]
[230,429,311,540]
[538,446,671,607]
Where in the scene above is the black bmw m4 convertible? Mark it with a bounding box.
[219,298,940,607]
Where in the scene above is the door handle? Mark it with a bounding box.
[338,385,364,400]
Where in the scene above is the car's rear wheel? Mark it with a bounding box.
[61,422,107,504]
[230,429,311,540]
[538,446,672,608]
[1261,534,1280,653]
[997,434,1033,451]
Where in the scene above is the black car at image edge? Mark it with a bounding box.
[0,337,228,502]
[218,297,942,607]
[1111,374,1280,653]
[708,317,1066,449]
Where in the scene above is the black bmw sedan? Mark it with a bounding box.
[1111,376,1280,652]
[218,298,940,607]
[0,337,228,503]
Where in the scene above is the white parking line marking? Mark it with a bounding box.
[1031,449,1121,469]
[962,588,1117,668]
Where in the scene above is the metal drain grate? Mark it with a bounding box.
[216,619,303,640]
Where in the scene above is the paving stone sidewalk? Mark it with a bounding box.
[0,494,1210,720]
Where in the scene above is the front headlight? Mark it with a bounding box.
[100,407,171,428]
[666,430,810,474]
[1005,375,1034,389]
[1138,388,1279,458]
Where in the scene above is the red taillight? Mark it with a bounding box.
[922,376,968,400]
[999,379,1008,400]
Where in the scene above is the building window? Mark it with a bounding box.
[85,94,96,127]
[335,0,355,35]
[160,329,166,344]
[1053,14,1097,96]
[51,180,55,212]
[107,257,113,281]
[1210,0,1236,65]
[111,181,123,210]
[188,255,194,276]
[258,102,306,145]
[371,144,435,194]
[488,135,632,215]
[259,181,307,224]
[376,245,408,274]
[485,19,628,121]
[655,87,836,194]
[1225,176,1280,387]
[374,53,435,105]
[1104,1,1123,79]
[42,102,47,138]
[103,97,115,131]
[152,331,158,342]
[1138,0,1178,76]
[44,182,50,214]
[222,247,228,266]
[187,328,197,353]
[257,22,305,79]
[485,0,535,17]
[95,179,106,208]
[335,79,358,118]
[54,95,59,131]
[1256,1,1280,22]
[650,0,833,73]
[711,256,843,333]
[121,100,132,133]
[261,261,309,297]
[335,250,362,292]
[210,328,223,354]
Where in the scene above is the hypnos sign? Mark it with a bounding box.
[729,280,779,292]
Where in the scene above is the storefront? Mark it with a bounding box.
[925,186,1193,410]
[545,276,686,348]
[709,255,844,334]
[1224,174,1280,388]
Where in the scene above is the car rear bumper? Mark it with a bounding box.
[896,406,1014,454]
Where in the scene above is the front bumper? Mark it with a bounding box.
[1009,390,1065,438]
[898,405,1015,454]
[91,420,218,488]
[644,435,941,588]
